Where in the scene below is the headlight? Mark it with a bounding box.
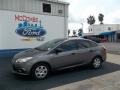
[16,57,33,63]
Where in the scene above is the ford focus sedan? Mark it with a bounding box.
[12,38,106,79]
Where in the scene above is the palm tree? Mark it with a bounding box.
[73,30,76,36]
[78,28,83,36]
[98,13,104,24]
[87,15,95,25]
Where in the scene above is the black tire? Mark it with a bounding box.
[31,63,50,80]
[91,57,102,69]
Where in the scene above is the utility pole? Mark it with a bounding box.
[81,23,83,31]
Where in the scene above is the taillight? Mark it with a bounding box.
[102,46,106,52]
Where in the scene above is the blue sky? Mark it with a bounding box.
[60,0,120,33]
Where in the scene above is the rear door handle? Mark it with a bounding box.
[71,53,76,55]
[89,50,95,52]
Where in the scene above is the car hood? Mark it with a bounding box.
[13,48,47,60]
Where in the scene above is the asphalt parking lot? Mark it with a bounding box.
[0,54,120,90]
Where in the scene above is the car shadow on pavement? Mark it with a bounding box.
[0,58,120,90]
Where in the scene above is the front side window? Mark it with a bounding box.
[35,39,65,51]
[57,40,78,52]
[77,40,86,49]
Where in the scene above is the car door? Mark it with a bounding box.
[49,40,79,69]
[71,40,89,65]
[76,40,96,64]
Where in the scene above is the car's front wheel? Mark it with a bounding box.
[31,63,50,80]
[91,57,102,69]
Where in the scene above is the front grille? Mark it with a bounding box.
[12,65,26,73]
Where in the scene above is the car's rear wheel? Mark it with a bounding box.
[31,63,50,80]
[91,57,102,69]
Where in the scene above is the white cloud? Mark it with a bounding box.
[105,10,120,24]
[60,0,120,32]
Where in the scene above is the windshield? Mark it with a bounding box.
[35,39,65,51]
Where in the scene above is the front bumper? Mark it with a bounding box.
[12,65,29,75]
[12,62,31,75]
[12,70,29,76]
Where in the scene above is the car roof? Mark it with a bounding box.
[55,37,97,43]
[66,37,90,41]
[63,37,98,44]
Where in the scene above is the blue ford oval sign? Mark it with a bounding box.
[15,21,46,37]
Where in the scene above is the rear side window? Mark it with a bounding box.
[89,41,98,47]
[79,40,90,48]
[78,40,98,48]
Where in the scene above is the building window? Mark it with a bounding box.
[43,3,51,13]
[108,27,111,31]
[89,29,91,32]
[117,33,120,39]
[58,10,63,14]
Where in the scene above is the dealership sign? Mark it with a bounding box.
[15,15,46,41]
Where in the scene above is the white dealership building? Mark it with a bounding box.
[88,24,120,42]
[0,0,69,57]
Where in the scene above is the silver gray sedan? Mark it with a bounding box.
[12,38,106,79]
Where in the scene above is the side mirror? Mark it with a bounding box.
[55,48,63,54]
